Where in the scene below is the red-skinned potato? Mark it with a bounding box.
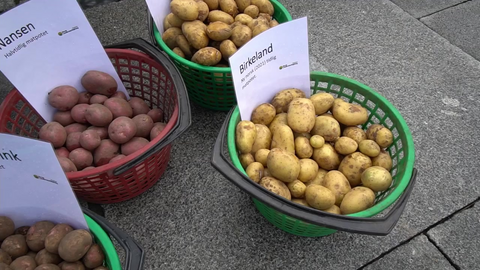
[58,230,92,262]
[84,104,113,127]
[128,97,150,116]
[86,126,108,140]
[81,70,118,97]
[150,122,167,140]
[54,147,70,158]
[53,111,74,126]
[147,109,163,123]
[121,137,150,155]
[44,224,73,255]
[111,91,127,100]
[103,97,133,119]
[64,123,88,135]
[9,255,36,270]
[132,114,154,138]
[108,117,137,144]
[68,148,93,170]
[108,154,126,163]
[89,94,108,104]
[26,221,55,252]
[82,244,104,269]
[79,130,101,151]
[93,139,120,166]
[78,92,92,104]
[39,122,67,148]
[1,234,28,259]
[47,86,79,111]
[65,132,82,151]
[70,104,90,124]
[57,157,77,172]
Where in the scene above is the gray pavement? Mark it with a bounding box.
[0,0,479,269]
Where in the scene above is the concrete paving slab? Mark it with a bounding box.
[427,202,480,269]
[390,0,466,18]
[421,0,480,61]
[364,234,455,270]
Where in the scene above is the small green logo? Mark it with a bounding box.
[279,66,283,70]
[58,32,63,36]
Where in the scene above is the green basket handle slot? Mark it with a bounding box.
[82,207,145,270]
[103,38,192,176]
[211,108,418,236]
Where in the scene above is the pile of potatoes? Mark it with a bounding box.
[0,216,106,270]
[162,0,281,66]
[39,70,167,173]
[236,88,395,215]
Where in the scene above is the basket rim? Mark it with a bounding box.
[85,213,121,269]
[227,71,416,219]
[151,0,293,73]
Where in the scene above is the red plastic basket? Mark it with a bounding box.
[0,39,191,204]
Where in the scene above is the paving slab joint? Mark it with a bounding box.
[358,197,480,269]
[424,233,461,270]
[417,0,473,20]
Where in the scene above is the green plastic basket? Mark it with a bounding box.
[85,213,121,270]
[150,0,293,111]
[212,71,416,237]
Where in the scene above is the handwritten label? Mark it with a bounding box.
[229,17,311,121]
[0,0,128,123]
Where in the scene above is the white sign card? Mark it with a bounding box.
[0,0,128,123]
[0,133,89,230]
[229,17,311,121]
[145,0,170,33]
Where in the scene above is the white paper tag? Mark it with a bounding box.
[0,133,89,230]
[145,0,170,33]
[0,0,128,123]
[229,17,311,121]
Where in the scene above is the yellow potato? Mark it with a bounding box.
[298,158,319,183]
[334,136,358,155]
[309,135,325,149]
[230,21,244,29]
[358,139,381,157]
[243,4,259,18]
[219,39,237,60]
[266,148,300,183]
[287,98,316,134]
[246,162,264,183]
[340,187,376,214]
[294,132,311,140]
[371,150,393,171]
[331,98,369,126]
[206,21,232,41]
[176,34,194,58]
[312,144,341,170]
[258,12,271,22]
[172,47,185,58]
[310,92,335,115]
[239,153,254,169]
[311,116,341,142]
[235,0,251,12]
[247,17,268,30]
[219,0,239,17]
[204,0,219,10]
[251,0,274,15]
[305,168,328,186]
[252,23,270,37]
[271,88,306,113]
[250,124,272,155]
[164,16,172,30]
[162,27,183,49]
[166,13,184,28]
[321,112,334,118]
[235,120,257,154]
[292,198,309,207]
[294,136,313,159]
[287,180,307,198]
[235,14,253,25]
[182,20,209,49]
[269,19,279,27]
[366,124,394,148]
[254,148,270,167]
[268,113,287,134]
[196,0,210,21]
[323,170,352,206]
[251,103,276,126]
[323,204,341,215]
[230,24,252,47]
[263,168,272,177]
[343,126,367,145]
[305,184,336,210]
[191,47,222,66]
[170,0,199,21]
[361,166,393,192]
[208,10,235,24]
[259,177,291,200]
[338,152,372,187]
[270,124,295,155]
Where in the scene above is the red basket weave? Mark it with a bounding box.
[0,39,191,204]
